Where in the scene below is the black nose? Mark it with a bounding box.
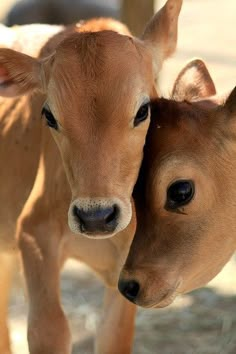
[73,205,119,234]
[118,279,140,303]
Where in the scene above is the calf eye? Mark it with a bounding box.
[134,102,150,127]
[166,180,195,210]
[42,106,58,130]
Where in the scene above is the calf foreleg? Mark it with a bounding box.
[0,253,15,354]
[95,287,136,354]
[17,218,71,354]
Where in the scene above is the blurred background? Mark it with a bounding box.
[0,0,236,353]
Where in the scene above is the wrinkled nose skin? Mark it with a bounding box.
[118,279,140,303]
[73,204,119,234]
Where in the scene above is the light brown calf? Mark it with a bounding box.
[119,59,236,309]
[0,1,182,353]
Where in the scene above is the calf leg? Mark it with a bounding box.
[0,253,15,354]
[17,219,71,354]
[95,287,136,354]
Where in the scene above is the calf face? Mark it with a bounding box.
[119,59,236,307]
[0,0,182,238]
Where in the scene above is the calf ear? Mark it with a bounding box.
[0,48,43,97]
[142,0,182,77]
[224,86,236,115]
[172,59,216,101]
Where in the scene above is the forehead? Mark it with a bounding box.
[48,31,153,127]
[148,100,215,164]
[49,31,152,102]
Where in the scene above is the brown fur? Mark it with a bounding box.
[120,59,236,309]
[0,1,182,353]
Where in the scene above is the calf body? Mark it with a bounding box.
[120,59,236,309]
[0,1,182,352]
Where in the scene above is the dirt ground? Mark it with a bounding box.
[1,0,236,353]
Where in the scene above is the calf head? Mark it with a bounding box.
[119,59,236,307]
[0,0,182,238]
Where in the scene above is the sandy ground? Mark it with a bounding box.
[1,0,236,353]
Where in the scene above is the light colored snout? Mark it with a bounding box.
[68,197,132,239]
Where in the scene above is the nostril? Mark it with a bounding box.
[73,205,82,221]
[105,204,119,225]
[118,279,140,302]
[73,205,79,219]
[73,205,85,232]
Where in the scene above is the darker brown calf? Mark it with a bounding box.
[119,59,236,308]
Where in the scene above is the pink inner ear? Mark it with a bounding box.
[0,66,10,84]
